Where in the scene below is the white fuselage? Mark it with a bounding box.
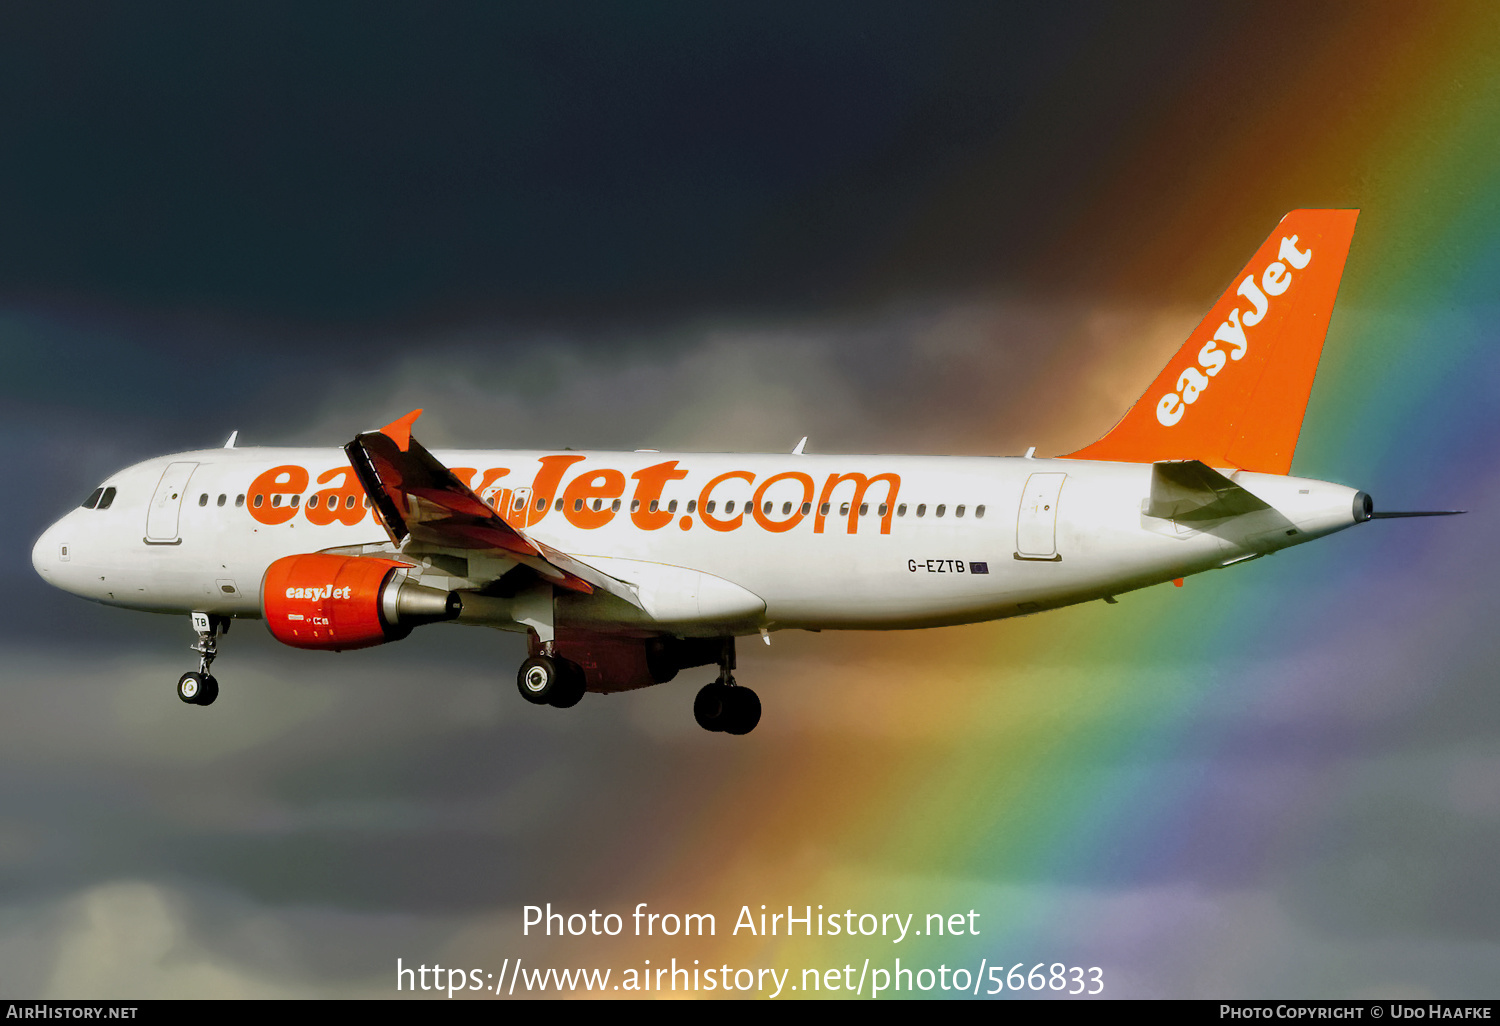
[31,447,1363,636]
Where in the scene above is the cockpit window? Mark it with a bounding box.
[82,486,117,510]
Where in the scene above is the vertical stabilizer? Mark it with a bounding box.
[1067,209,1358,474]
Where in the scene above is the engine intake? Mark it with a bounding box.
[262,553,460,651]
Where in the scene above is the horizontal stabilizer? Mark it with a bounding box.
[1146,460,1272,522]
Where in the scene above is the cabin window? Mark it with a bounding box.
[975,504,986,518]
[820,502,830,515]
[82,488,103,509]
[878,504,888,516]
[611,499,621,512]
[897,504,907,516]
[936,504,946,517]
[916,504,926,517]
[955,505,965,518]
[859,503,869,516]
[801,502,811,515]
[687,500,697,514]
[706,500,716,514]
[289,494,300,508]
[307,495,319,509]
[649,499,659,513]
[254,495,264,508]
[346,495,356,509]
[271,495,281,507]
[631,499,640,512]
[725,500,736,514]
[781,502,791,515]
[235,494,245,507]
[668,499,678,513]
[573,499,583,512]
[364,497,372,508]
[217,494,226,507]
[198,493,208,506]
[535,497,546,512]
[839,503,849,516]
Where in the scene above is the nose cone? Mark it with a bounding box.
[32,520,60,582]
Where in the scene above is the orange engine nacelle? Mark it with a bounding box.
[261,553,460,651]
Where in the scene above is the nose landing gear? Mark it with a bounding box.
[179,612,227,706]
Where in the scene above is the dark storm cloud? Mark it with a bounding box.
[0,2,1347,327]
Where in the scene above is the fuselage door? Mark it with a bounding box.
[512,486,534,528]
[1016,472,1066,560]
[145,462,199,543]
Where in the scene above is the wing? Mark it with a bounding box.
[343,410,640,604]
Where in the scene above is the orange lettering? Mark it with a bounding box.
[814,473,901,534]
[563,469,627,529]
[527,455,587,524]
[698,471,755,532]
[630,461,689,530]
[304,467,367,526]
[751,472,814,533]
[474,468,511,511]
[247,465,310,526]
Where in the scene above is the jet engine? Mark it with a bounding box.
[261,553,460,651]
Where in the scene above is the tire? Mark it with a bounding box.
[197,675,220,706]
[517,656,559,705]
[177,672,205,704]
[548,659,587,709]
[723,686,761,736]
[693,682,729,732]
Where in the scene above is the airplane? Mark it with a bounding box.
[30,209,1462,735]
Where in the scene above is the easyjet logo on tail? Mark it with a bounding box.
[1050,209,1356,473]
[1156,234,1312,427]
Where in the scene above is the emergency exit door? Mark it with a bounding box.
[1015,472,1066,560]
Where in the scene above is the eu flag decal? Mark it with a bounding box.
[970,562,989,575]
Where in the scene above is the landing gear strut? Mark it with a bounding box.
[694,639,760,735]
[178,611,226,706]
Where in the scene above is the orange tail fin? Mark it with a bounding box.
[1067,209,1358,474]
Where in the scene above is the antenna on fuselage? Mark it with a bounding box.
[224,431,238,449]
[792,437,807,455]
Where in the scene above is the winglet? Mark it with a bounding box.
[380,409,424,452]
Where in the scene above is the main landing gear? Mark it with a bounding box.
[178,611,226,707]
[694,640,760,736]
[516,654,587,709]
